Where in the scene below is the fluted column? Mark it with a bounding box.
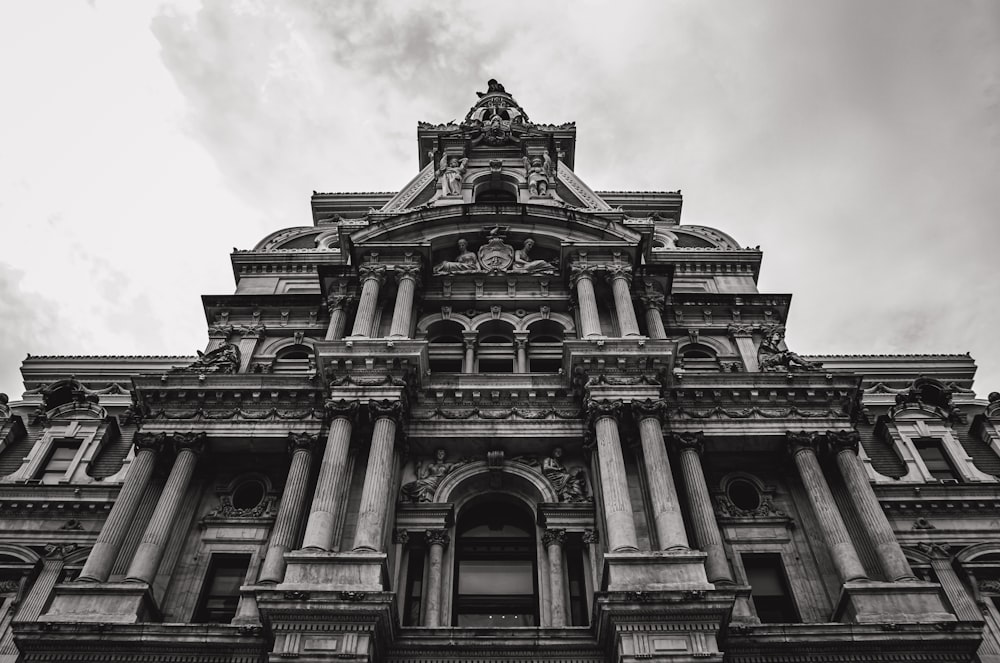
[301,400,357,550]
[353,399,403,552]
[126,432,205,583]
[78,432,164,582]
[788,432,867,583]
[258,433,317,583]
[350,264,386,338]
[325,294,354,341]
[462,331,477,373]
[674,432,734,584]
[17,544,72,621]
[571,265,602,338]
[638,291,667,340]
[514,332,529,373]
[607,263,640,337]
[389,264,421,339]
[588,400,637,552]
[634,400,689,550]
[236,324,264,373]
[830,431,916,582]
[544,528,567,627]
[423,529,449,627]
[728,324,759,372]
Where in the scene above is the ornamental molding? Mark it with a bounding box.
[410,407,582,421]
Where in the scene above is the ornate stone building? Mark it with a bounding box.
[2,81,1000,662]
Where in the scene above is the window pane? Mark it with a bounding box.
[458,560,533,595]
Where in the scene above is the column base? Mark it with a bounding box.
[39,582,158,624]
[602,550,713,592]
[834,580,956,624]
[280,549,389,591]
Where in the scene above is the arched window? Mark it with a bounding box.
[453,497,538,626]
[679,343,720,372]
[272,345,313,374]
[527,320,564,373]
[427,320,465,373]
[476,320,515,373]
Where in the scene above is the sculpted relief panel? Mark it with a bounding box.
[433,231,557,276]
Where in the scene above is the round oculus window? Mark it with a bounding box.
[726,479,761,512]
[231,479,266,511]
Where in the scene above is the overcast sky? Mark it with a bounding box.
[1,1,998,398]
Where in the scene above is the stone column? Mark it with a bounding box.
[543,528,567,627]
[206,324,233,353]
[607,264,640,337]
[830,431,916,582]
[571,265,602,338]
[787,432,867,583]
[350,264,386,338]
[301,400,358,551]
[353,399,403,552]
[921,544,981,622]
[258,433,317,583]
[634,400,689,550]
[728,324,759,372]
[423,529,449,627]
[674,432,734,584]
[78,432,164,582]
[587,400,637,552]
[389,264,421,339]
[236,323,264,373]
[17,544,72,621]
[126,432,205,584]
[638,291,667,340]
[462,331,478,373]
[325,294,353,341]
[514,331,529,373]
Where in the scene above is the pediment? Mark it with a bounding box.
[347,204,644,274]
[351,204,640,247]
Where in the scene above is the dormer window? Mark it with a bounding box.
[272,346,313,374]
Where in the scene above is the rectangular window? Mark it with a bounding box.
[402,547,425,626]
[193,553,251,623]
[38,439,81,484]
[565,540,589,627]
[914,438,959,482]
[742,553,799,623]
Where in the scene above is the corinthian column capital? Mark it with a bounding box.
[369,398,404,423]
[287,431,318,454]
[787,430,821,456]
[727,323,755,338]
[326,293,354,314]
[358,263,387,283]
[826,429,860,454]
[425,529,451,548]
[325,398,360,422]
[586,398,624,426]
[172,431,206,455]
[633,398,667,423]
[134,431,166,455]
[542,528,567,547]
[670,431,705,455]
[569,263,597,287]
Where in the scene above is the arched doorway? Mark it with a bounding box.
[453,495,538,626]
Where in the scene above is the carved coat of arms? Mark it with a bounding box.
[478,236,514,272]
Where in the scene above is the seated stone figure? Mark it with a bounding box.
[511,238,557,275]
[173,342,241,374]
[433,238,481,274]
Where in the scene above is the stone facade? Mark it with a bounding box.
[0,81,998,662]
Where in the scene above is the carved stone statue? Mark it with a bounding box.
[400,448,465,503]
[511,238,557,275]
[476,79,507,98]
[173,342,241,374]
[432,152,468,198]
[433,238,481,274]
[542,447,589,503]
[758,327,821,372]
[523,152,555,197]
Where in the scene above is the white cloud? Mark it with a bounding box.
[1,0,998,396]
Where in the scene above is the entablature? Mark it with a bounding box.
[230,249,344,284]
[804,354,978,392]
[666,293,793,330]
[650,249,763,282]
